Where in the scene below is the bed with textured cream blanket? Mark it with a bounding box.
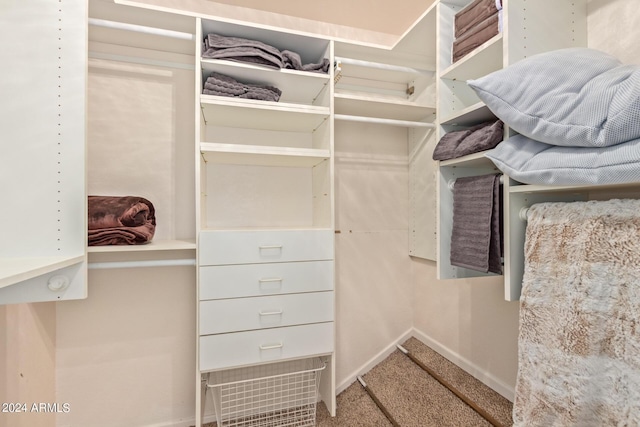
[515,199,640,426]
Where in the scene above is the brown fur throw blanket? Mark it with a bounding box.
[88,196,156,246]
[515,199,640,426]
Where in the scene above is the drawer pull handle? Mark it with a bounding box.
[259,342,283,351]
[258,245,283,250]
[258,277,283,284]
[259,309,283,316]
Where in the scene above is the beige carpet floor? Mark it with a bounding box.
[204,337,513,426]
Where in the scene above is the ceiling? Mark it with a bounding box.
[108,0,438,46]
[206,0,436,36]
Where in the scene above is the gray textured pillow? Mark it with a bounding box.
[485,134,640,185]
[468,48,640,148]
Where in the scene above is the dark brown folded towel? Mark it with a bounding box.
[455,0,500,39]
[453,13,500,63]
[433,120,503,161]
[88,196,156,246]
[450,174,502,274]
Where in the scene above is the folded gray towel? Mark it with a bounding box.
[282,50,330,74]
[203,72,282,102]
[433,120,503,160]
[450,173,502,274]
[203,33,283,69]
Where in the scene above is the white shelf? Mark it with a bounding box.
[200,96,329,132]
[509,181,640,194]
[87,239,196,253]
[335,56,433,85]
[441,34,503,81]
[334,92,435,122]
[200,226,334,232]
[200,143,330,167]
[0,255,85,289]
[201,59,329,105]
[440,102,496,126]
[440,150,496,168]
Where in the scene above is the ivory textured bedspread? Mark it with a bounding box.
[515,199,640,426]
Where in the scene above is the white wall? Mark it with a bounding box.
[0,303,57,427]
[334,122,414,388]
[588,0,640,63]
[56,267,197,427]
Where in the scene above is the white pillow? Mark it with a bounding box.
[468,48,640,148]
[485,134,640,185]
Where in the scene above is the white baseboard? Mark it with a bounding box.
[141,413,217,427]
[336,328,414,394]
[411,328,515,402]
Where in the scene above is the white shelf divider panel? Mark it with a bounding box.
[200,96,329,132]
[201,143,329,167]
[504,185,589,301]
[201,59,330,106]
[0,256,85,290]
[1,0,87,304]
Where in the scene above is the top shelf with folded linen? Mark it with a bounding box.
[199,19,331,108]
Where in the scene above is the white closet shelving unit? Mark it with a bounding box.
[435,0,591,300]
[334,3,439,261]
[194,18,335,427]
[0,0,87,305]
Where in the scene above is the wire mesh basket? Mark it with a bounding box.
[207,357,326,427]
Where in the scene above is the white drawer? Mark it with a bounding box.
[199,229,334,266]
[199,322,334,372]
[199,260,333,300]
[199,291,334,335]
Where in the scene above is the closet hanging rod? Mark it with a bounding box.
[335,114,435,128]
[519,207,530,221]
[334,56,433,76]
[88,18,195,41]
[88,258,196,270]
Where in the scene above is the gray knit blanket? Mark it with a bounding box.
[515,199,640,426]
[203,72,282,102]
[449,173,502,274]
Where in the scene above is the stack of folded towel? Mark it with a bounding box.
[452,0,502,63]
[88,196,156,246]
[203,72,282,102]
[203,33,284,69]
[202,33,330,74]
